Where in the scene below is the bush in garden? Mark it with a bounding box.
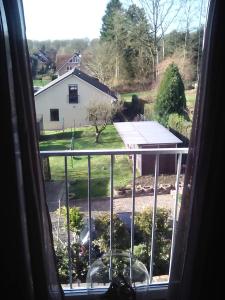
[55,241,89,284]
[133,243,149,265]
[134,208,172,275]
[155,63,186,126]
[93,213,130,253]
[168,113,192,139]
[55,242,69,283]
[56,208,173,281]
[58,206,84,235]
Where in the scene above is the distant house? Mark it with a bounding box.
[35,68,117,130]
[55,52,81,76]
[114,121,183,175]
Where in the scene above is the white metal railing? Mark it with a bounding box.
[40,147,188,293]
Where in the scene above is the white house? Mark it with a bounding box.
[34,68,117,130]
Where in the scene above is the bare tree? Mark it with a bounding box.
[87,100,121,143]
[131,0,181,80]
[179,0,208,75]
[82,40,116,86]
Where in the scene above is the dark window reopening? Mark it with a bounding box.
[50,109,59,121]
[69,84,78,103]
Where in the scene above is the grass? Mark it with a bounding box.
[33,79,51,87]
[121,90,156,102]
[122,88,196,119]
[185,89,197,112]
[39,125,133,199]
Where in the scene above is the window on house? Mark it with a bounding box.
[72,56,79,63]
[69,84,78,103]
[50,109,59,121]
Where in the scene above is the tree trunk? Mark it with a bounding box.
[182,30,188,73]
[162,29,165,60]
[95,132,100,143]
[42,157,51,181]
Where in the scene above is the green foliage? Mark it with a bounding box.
[98,1,153,86]
[123,4,153,81]
[133,244,149,265]
[100,0,123,41]
[55,241,88,283]
[144,103,155,120]
[123,94,144,120]
[55,243,69,283]
[163,30,185,58]
[51,74,58,81]
[88,101,121,143]
[56,208,173,281]
[93,213,130,252]
[134,208,172,275]
[167,113,192,139]
[155,63,186,126]
[58,206,84,234]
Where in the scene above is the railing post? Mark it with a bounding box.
[131,154,136,254]
[65,156,73,289]
[169,153,182,279]
[149,154,159,283]
[87,155,92,270]
[109,155,114,281]
[130,154,136,283]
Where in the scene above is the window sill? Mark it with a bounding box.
[63,283,168,299]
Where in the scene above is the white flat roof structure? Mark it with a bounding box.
[114,121,182,145]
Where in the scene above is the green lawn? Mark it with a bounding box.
[33,79,51,87]
[39,125,133,199]
[122,88,196,119]
[185,89,197,112]
[121,90,156,102]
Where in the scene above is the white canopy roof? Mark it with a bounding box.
[114,121,182,145]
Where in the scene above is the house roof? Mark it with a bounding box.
[114,121,182,145]
[55,52,80,72]
[55,54,72,70]
[34,68,117,99]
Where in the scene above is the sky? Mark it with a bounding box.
[22,0,208,41]
[22,0,109,40]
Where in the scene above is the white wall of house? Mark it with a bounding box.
[35,75,114,130]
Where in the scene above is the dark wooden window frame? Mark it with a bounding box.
[69,84,78,103]
[50,109,59,121]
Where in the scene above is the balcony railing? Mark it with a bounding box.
[40,147,188,296]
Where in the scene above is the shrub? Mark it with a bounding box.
[123,94,144,120]
[155,63,186,126]
[51,74,58,81]
[144,104,155,120]
[56,208,173,279]
[55,241,88,283]
[58,206,84,235]
[134,208,172,275]
[168,113,192,139]
[93,213,130,253]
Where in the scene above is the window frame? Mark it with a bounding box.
[68,84,78,104]
[50,108,59,121]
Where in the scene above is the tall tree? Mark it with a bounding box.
[100,0,123,41]
[154,63,186,125]
[124,4,154,81]
[133,0,181,80]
